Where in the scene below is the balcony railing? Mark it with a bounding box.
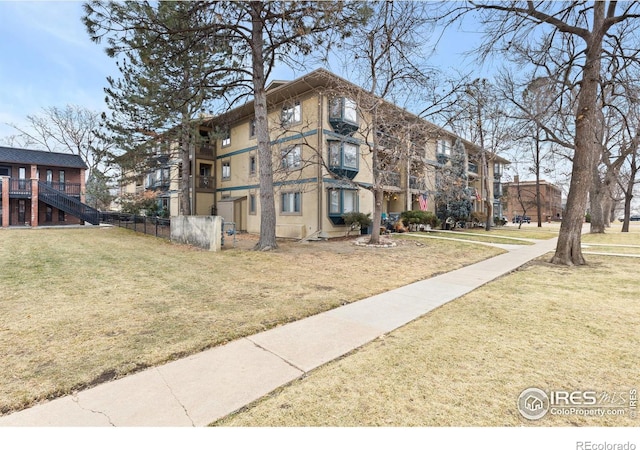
[380,171,401,188]
[44,181,82,196]
[197,175,215,190]
[409,176,426,191]
[8,178,32,197]
[197,143,215,157]
[0,179,83,198]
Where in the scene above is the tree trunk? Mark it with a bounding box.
[589,150,607,233]
[602,195,612,228]
[621,192,632,232]
[550,4,605,266]
[535,137,542,227]
[250,4,278,251]
[483,155,492,231]
[179,118,191,216]
[368,187,383,245]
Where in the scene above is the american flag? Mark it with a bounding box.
[419,193,428,211]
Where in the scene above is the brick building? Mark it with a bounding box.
[0,147,100,227]
[502,178,563,223]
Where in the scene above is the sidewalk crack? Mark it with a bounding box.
[156,368,196,427]
[245,337,306,374]
[72,394,115,427]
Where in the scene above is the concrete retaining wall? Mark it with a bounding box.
[170,216,222,251]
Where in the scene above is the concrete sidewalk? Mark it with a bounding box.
[0,236,558,427]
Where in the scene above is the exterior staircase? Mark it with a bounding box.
[38,181,101,225]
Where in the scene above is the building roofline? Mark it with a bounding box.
[203,68,510,164]
[0,146,88,169]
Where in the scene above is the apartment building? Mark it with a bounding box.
[127,69,508,238]
[0,146,99,228]
[502,178,563,222]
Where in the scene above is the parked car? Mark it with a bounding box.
[512,215,531,224]
[618,215,640,221]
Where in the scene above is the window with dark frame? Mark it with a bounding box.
[221,129,231,147]
[281,191,301,214]
[281,101,301,127]
[249,194,257,215]
[249,155,257,176]
[222,161,231,180]
[281,145,301,170]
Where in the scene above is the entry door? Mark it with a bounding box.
[18,200,26,224]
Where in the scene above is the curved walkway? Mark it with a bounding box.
[0,237,559,426]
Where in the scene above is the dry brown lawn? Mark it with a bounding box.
[0,226,502,415]
[217,230,640,427]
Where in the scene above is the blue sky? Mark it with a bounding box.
[0,1,117,140]
[0,1,486,143]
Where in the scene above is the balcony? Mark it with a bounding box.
[409,176,426,191]
[0,179,82,198]
[197,143,215,158]
[380,171,401,190]
[197,175,215,191]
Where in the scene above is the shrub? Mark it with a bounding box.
[342,212,372,231]
[400,210,440,229]
[470,211,487,223]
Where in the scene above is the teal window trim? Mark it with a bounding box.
[327,187,359,225]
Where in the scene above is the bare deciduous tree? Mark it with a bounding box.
[439,1,640,265]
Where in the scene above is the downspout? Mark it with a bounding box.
[316,90,324,234]
[191,133,196,215]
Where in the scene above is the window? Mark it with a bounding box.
[221,129,231,147]
[58,209,66,222]
[494,162,503,177]
[344,98,357,123]
[281,192,301,214]
[343,143,358,169]
[0,166,10,177]
[329,142,341,167]
[18,167,27,189]
[281,101,301,126]
[327,188,359,221]
[281,145,302,170]
[437,139,451,156]
[46,170,53,184]
[45,206,52,222]
[199,164,212,188]
[328,141,359,171]
[249,194,257,215]
[330,97,357,123]
[162,168,170,185]
[249,119,256,138]
[222,161,231,180]
[249,155,257,176]
[329,189,340,214]
[343,189,357,213]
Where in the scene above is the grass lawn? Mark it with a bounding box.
[217,228,640,427]
[0,226,502,415]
